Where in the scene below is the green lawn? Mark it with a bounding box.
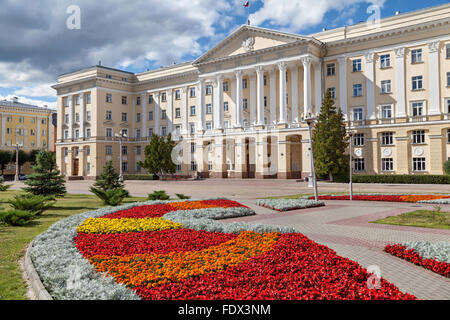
[0,190,146,300]
[371,209,450,230]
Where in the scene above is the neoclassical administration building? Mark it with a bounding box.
[53,4,450,180]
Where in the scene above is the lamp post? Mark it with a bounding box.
[349,131,354,201]
[14,143,23,182]
[116,132,127,183]
[302,113,318,201]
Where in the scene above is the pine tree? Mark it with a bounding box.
[139,133,176,180]
[312,89,349,182]
[93,161,125,191]
[22,150,66,197]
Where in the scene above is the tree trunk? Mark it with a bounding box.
[329,172,334,182]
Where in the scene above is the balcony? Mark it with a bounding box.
[408,116,427,123]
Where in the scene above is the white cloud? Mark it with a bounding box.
[0,94,56,110]
[250,0,386,32]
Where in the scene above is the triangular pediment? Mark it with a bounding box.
[194,25,312,65]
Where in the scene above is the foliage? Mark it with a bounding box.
[93,161,129,196]
[0,150,13,175]
[0,209,36,226]
[123,174,159,181]
[0,177,11,192]
[256,199,325,212]
[139,133,176,180]
[7,194,55,216]
[22,150,66,197]
[148,190,170,201]
[444,160,450,176]
[350,174,450,184]
[312,89,349,182]
[176,193,191,200]
[90,187,128,207]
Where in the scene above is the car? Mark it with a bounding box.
[19,175,27,181]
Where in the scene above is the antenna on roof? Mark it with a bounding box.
[395,11,401,15]
[98,60,102,66]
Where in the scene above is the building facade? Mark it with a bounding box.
[0,97,56,176]
[53,4,450,180]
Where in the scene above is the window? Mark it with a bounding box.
[381,132,394,146]
[224,120,229,129]
[411,102,424,117]
[413,157,426,171]
[208,161,213,171]
[447,72,450,87]
[122,162,128,173]
[353,84,363,97]
[86,128,91,138]
[327,63,336,76]
[381,80,391,94]
[106,111,112,120]
[106,146,112,155]
[190,161,197,172]
[86,147,90,156]
[352,59,362,72]
[149,95,154,104]
[42,129,46,136]
[122,113,127,122]
[42,118,46,124]
[352,108,364,121]
[175,90,181,100]
[136,162,141,173]
[135,129,141,138]
[191,142,196,154]
[7,116,12,122]
[411,49,422,63]
[160,92,166,102]
[412,76,423,90]
[354,159,365,172]
[121,129,128,137]
[190,106,196,116]
[381,105,393,119]
[136,96,141,105]
[161,110,167,120]
[19,117,24,123]
[136,113,141,122]
[122,146,128,155]
[122,96,127,105]
[148,128,153,136]
[447,129,450,143]
[447,99,450,114]
[176,164,182,172]
[148,111,153,121]
[380,54,391,68]
[206,121,212,131]
[161,126,167,137]
[106,128,113,137]
[86,111,91,121]
[75,95,80,105]
[224,102,229,112]
[243,119,248,127]
[122,77,128,82]
[75,113,80,123]
[175,125,181,135]
[353,134,364,146]
[86,93,91,104]
[412,130,425,144]
[65,114,69,124]
[106,74,112,79]
[136,146,141,155]
[206,85,212,95]
[446,44,450,59]
[328,88,336,99]
[106,94,112,103]
[190,87,196,98]
[242,79,247,89]
[30,129,36,136]
[175,108,181,118]
[264,75,267,86]
[206,104,212,114]
[223,82,229,92]
[190,123,195,134]
[31,117,36,124]
[382,158,394,172]
[264,96,267,107]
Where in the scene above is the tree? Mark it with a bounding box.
[444,160,450,176]
[93,161,126,191]
[0,150,12,175]
[28,149,41,166]
[139,133,176,180]
[22,150,66,197]
[312,89,349,182]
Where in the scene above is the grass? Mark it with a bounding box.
[0,190,146,300]
[371,208,450,230]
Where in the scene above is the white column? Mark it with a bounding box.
[79,93,85,138]
[214,76,224,130]
[141,93,147,137]
[154,92,160,135]
[337,57,348,120]
[48,114,54,151]
[269,69,277,124]
[314,62,322,113]
[278,62,287,124]
[365,52,376,120]
[197,79,205,132]
[291,65,299,123]
[255,66,265,126]
[230,77,237,128]
[235,70,243,128]
[167,90,173,133]
[37,117,41,147]
[249,73,256,126]
[67,95,73,139]
[1,113,5,146]
[302,57,312,116]
[181,87,188,134]
[428,41,441,115]
[394,48,406,118]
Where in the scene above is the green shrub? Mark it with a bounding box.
[444,160,450,176]
[123,174,159,181]
[0,210,36,226]
[0,178,11,192]
[176,193,191,200]
[349,174,450,184]
[148,190,170,201]
[90,187,128,206]
[8,194,55,216]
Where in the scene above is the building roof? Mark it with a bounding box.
[0,98,55,112]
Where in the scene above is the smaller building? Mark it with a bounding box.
[0,97,56,177]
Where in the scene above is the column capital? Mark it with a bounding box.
[337,56,347,65]
[394,47,405,58]
[365,52,375,64]
[235,69,243,77]
[301,56,312,66]
[255,65,264,74]
[277,61,287,71]
[216,74,224,82]
[427,40,440,53]
[181,86,188,93]
[153,91,160,99]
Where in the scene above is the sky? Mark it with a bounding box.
[0,0,448,109]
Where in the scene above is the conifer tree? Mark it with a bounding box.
[22,150,66,197]
[93,161,125,191]
[139,133,176,180]
[312,89,349,182]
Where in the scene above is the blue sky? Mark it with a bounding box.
[0,0,448,108]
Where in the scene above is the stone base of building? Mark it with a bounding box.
[66,176,84,181]
[277,171,303,179]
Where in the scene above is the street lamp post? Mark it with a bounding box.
[349,131,354,201]
[302,113,319,201]
[116,132,127,183]
[14,143,23,182]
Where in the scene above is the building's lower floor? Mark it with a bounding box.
[55,123,450,180]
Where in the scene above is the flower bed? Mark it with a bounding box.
[31,199,416,300]
[384,242,450,278]
[256,199,325,212]
[308,194,450,203]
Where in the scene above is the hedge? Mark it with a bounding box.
[123,174,159,181]
[346,174,450,184]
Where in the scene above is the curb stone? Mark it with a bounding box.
[24,240,53,300]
